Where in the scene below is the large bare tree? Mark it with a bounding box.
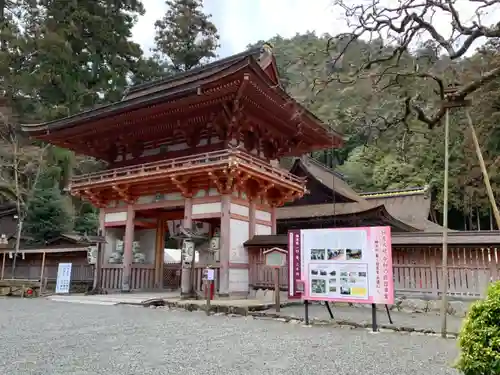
[324,0,500,129]
[0,97,47,276]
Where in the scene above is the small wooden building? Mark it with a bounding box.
[0,204,102,290]
[0,233,100,291]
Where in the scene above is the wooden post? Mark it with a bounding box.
[93,226,104,293]
[154,219,162,289]
[205,279,211,316]
[249,201,256,238]
[122,205,135,292]
[441,109,450,338]
[275,268,280,312]
[157,220,165,289]
[429,254,438,297]
[40,251,46,294]
[271,206,277,235]
[1,252,5,280]
[465,109,500,230]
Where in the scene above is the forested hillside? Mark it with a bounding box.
[0,0,499,242]
[256,31,500,230]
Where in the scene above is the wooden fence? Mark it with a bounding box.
[99,263,221,293]
[101,264,155,290]
[1,264,94,282]
[163,262,221,293]
[249,246,500,299]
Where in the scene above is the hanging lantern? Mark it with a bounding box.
[182,239,194,263]
[210,228,220,251]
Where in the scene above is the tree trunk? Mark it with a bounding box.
[11,132,23,278]
[11,219,23,278]
[0,0,6,53]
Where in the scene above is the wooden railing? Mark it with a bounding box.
[393,246,499,298]
[101,264,155,291]
[71,148,305,188]
[1,264,94,281]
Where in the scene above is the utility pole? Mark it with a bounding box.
[440,83,471,338]
[440,107,450,338]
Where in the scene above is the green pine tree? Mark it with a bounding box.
[153,0,220,72]
[13,0,154,120]
[24,172,73,244]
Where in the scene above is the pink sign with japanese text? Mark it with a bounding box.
[288,227,394,305]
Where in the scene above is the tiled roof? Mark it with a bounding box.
[244,230,499,247]
[281,157,443,232]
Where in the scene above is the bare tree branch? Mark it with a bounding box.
[327,0,500,128]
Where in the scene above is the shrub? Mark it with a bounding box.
[455,281,500,375]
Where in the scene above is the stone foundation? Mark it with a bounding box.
[250,288,475,317]
[348,297,472,317]
[250,289,288,303]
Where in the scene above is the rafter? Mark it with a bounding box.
[111,185,136,205]
[171,176,193,198]
[257,182,274,200]
[235,171,251,195]
[82,189,106,208]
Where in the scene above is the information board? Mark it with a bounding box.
[55,263,72,294]
[203,268,215,281]
[288,227,394,304]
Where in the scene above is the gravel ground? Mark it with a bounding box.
[0,298,460,375]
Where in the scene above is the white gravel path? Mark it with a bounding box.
[0,298,460,375]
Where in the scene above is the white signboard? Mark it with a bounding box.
[288,227,394,305]
[203,268,215,281]
[55,263,72,294]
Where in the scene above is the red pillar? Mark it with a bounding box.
[180,197,193,296]
[271,206,277,235]
[219,194,231,296]
[122,204,135,292]
[249,200,256,238]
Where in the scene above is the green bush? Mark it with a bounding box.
[455,281,500,375]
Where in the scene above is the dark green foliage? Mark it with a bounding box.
[153,0,219,71]
[74,201,98,236]
[0,0,153,242]
[455,281,500,375]
[258,32,500,229]
[23,173,73,244]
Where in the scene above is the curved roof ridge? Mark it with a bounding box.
[301,156,346,179]
[290,156,363,203]
[360,185,430,198]
[127,47,263,95]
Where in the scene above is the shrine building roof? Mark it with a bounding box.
[21,45,343,161]
[282,157,444,232]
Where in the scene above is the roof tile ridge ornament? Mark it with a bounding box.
[359,185,431,199]
[257,42,274,70]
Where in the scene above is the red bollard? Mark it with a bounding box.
[204,280,215,300]
[210,281,214,300]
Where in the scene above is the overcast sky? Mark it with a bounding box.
[132,0,500,58]
[133,0,342,57]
